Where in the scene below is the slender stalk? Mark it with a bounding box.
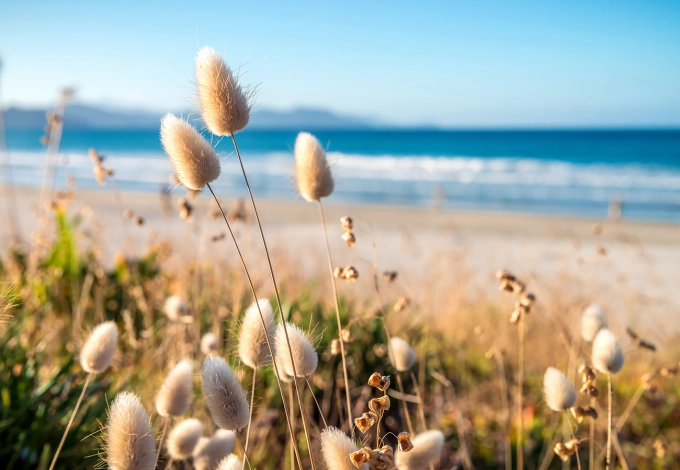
[316,200,353,436]
[394,372,414,435]
[409,370,428,431]
[606,374,612,470]
[242,368,257,470]
[154,416,170,468]
[48,373,92,470]
[289,382,296,470]
[306,378,328,428]
[517,319,525,470]
[229,135,316,470]
[589,397,595,470]
[236,432,253,470]
[564,412,582,470]
[206,184,303,470]
[492,350,512,470]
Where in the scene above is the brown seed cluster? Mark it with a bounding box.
[625,327,656,352]
[496,270,536,324]
[334,266,359,282]
[177,197,193,220]
[571,405,598,422]
[340,216,356,247]
[579,364,598,398]
[350,446,395,470]
[122,209,144,226]
[554,439,579,461]
[397,432,414,452]
[393,295,410,313]
[367,372,390,392]
[354,411,378,433]
[382,271,398,282]
[90,149,115,186]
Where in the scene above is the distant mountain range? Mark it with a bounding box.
[3,104,382,130]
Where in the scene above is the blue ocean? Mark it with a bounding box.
[5,129,680,222]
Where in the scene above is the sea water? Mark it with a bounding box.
[4,129,680,221]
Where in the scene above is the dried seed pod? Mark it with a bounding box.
[382,271,397,282]
[330,338,343,355]
[342,266,359,282]
[340,216,353,231]
[123,209,134,219]
[334,267,345,278]
[350,447,371,468]
[134,216,144,226]
[354,412,378,433]
[397,432,414,452]
[554,442,572,462]
[341,329,355,343]
[368,395,390,414]
[369,446,394,470]
[341,231,356,247]
[367,372,390,392]
[393,296,410,313]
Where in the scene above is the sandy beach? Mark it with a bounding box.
[3,185,679,340]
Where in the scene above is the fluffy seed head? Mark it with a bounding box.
[201,332,219,355]
[166,418,203,460]
[201,356,250,431]
[192,430,236,470]
[217,455,242,470]
[80,321,118,374]
[274,322,318,377]
[106,392,156,470]
[395,430,445,470]
[163,296,187,322]
[238,299,275,368]
[155,360,194,417]
[160,114,221,191]
[592,329,624,374]
[294,132,334,202]
[388,337,416,372]
[320,426,368,470]
[195,46,250,136]
[581,304,608,342]
[543,367,577,411]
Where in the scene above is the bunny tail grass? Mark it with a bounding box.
[106,391,157,470]
[48,373,92,470]
[218,454,243,470]
[543,367,577,412]
[316,200,354,435]
[155,360,193,418]
[205,182,303,469]
[321,426,368,470]
[227,135,318,470]
[166,418,203,460]
[160,114,221,191]
[201,355,250,431]
[394,430,445,470]
[80,320,118,374]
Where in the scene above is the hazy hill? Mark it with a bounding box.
[3,104,380,130]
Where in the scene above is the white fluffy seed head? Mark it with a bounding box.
[201,356,250,431]
[543,367,577,412]
[155,360,194,417]
[274,322,318,377]
[160,114,221,191]
[201,332,219,355]
[195,46,250,136]
[592,329,624,374]
[581,304,608,342]
[238,299,275,369]
[320,426,368,470]
[80,321,118,374]
[389,337,416,372]
[217,454,242,470]
[192,430,236,470]
[395,430,445,470]
[294,132,334,202]
[166,418,203,460]
[163,295,187,321]
[106,392,156,470]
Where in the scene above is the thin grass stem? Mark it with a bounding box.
[316,200,353,436]
[306,378,328,428]
[242,368,257,470]
[517,319,525,470]
[565,412,582,470]
[48,372,92,470]
[607,374,612,470]
[154,416,170,468]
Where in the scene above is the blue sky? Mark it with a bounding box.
[1,1,679,127]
